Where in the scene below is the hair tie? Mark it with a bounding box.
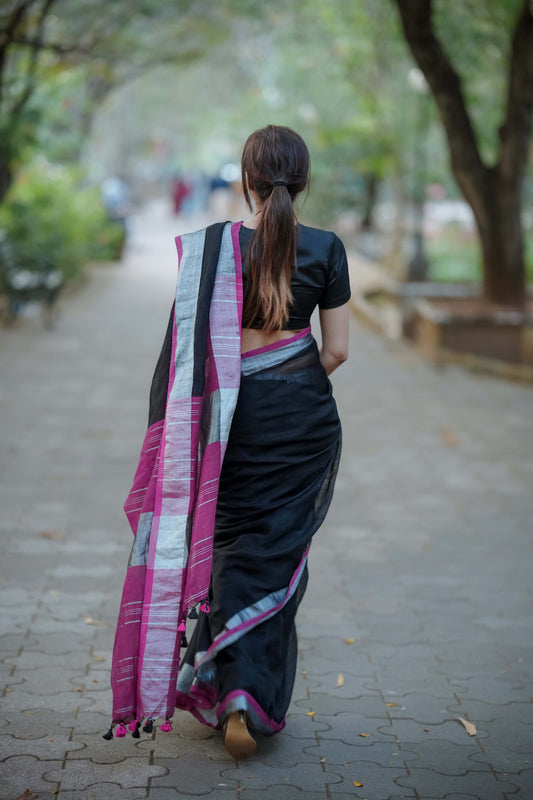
[272,180,288,188]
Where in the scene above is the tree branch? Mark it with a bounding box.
[498,0,533,185]
[0,0,36,104]
[393,0,488,205]
[10,0,56,117]
[8,34,95,57]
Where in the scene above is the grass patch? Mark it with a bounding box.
[425,225,533,284]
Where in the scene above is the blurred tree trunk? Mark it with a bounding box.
[361,172,379,229]
[394,0,533,306]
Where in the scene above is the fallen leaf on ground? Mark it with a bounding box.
[458,717,477,736]
[306,710,315,717]
[73,686,84,692]
[93,655,105,662]
[345,637,355,644]
[320,757,326,764]
[386,702,396,707]
[440,427,459,446]
[358,733,370,738]
[17,791,37,800]
[336,673,344,688]
[39,530,64,540]
[353,779,364,787]
[84,617,106,626]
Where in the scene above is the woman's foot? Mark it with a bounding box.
[223,710,257,760]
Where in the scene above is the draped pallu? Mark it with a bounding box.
[111,222,243,724]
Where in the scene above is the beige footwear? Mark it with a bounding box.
[223,710,257,760]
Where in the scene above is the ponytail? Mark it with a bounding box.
[241,125,310,331]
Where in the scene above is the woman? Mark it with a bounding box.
[108,125,350,761]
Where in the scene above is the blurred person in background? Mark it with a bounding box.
[109,125,350,760]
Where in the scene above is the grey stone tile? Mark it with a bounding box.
[0,732,84,760]
[2,649,94,671]
[66,731,149,763]
[151,790,236,800]
[0,707,76,739]
[0,754,62,799]
[0,633,39,654]
[238,788,326,800]
[468,742,531,773]
[22,632,97,654]
[230,731,318,769]
[135,732,224,761]
[305,738,417,767]
[282,711,333,738]
[221,761,343,793]
[0,688,93,715]
[447,699,533,725]
[44,757,167,789]
[479,717,533,755]
[387,738,482,776]
[395,768,519,799]
[293,692,387,719]
[376,718,490,745]
[325,759,410,798]
[57,785,147,800]
[316,712,395,746]
[151,754,239,794]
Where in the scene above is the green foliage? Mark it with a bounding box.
[432,0,524,164]
[0,159,124,278]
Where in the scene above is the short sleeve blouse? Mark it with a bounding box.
[239,223,351,329]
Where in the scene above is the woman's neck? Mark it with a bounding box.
[243,208,263,230]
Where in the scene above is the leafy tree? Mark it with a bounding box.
[0,0,230,201]
[393,0,533,305]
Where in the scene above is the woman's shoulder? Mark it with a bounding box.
[297,223,344,257]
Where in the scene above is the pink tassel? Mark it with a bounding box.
[128,720,138,732]
[177,621,186,632]
[115,723,128,737]
[159,720,172,732]
[200,602,210,613]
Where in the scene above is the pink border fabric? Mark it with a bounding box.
[111,223,243,724]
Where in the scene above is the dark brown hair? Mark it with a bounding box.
[241,125,310,331]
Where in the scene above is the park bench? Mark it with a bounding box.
[0,232,64,328]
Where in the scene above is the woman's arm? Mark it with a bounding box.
[319,302,350,375]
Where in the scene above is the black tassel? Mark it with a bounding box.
[132,721,141,738]
[102,724,114,740]
[181,632,189,647]
[188,607,199,620]
[143,719,154,734]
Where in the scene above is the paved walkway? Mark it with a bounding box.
[1,204,532,800]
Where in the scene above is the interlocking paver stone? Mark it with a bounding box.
[238,789,327,800]
[0,754,62,799]
[151,753,240,794]
[0,732,84,759]
[44,757,167,789]
[57,785,147,800]
[1,205,532,799]
[324,759,410,798]
[221,761,343,793]
[395,768,520,799]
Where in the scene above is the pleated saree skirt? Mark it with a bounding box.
[176,333,341,735]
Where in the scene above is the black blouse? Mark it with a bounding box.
[239,223,351,330]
